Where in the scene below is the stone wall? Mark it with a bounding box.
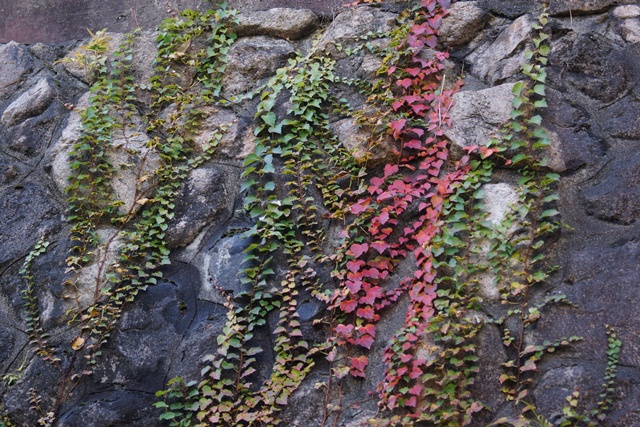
[1,1,640,426]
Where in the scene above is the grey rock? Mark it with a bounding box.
[620,17,640,43]
[49,92,89,193]
[222,36,295,95]
[0,42,32,99]
[478,0,535,18]
[1,77,54,127]
[330,118,396,167]
[203,233,251,302]
[440,2,490,47]
[233,8,319,40]
[550,33,634,103]
[317,6,397,55]
[445,82,515,149]
[228,0,345,16]
[482,183,519,225]
[0,182,62,266]
[581,150,640,225]
[165,165,235,248]
[549,0,620,16]
[466,14,533,84]
[613,5,640,18]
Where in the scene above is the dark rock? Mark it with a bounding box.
[548,0,622,16]
[57,391,163,427]
[550,34,634,103]
[601,99,640,140]
[440,1,490,47]
[205,232,252,300]
[478,0,535,18]
[165,165,237,248]
[580,149,640,225]
[0,42,33,99]
[0,182,62,266]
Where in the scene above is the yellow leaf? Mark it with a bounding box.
[71,336,85,351]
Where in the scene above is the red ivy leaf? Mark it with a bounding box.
[396,78,413,89]
[378,210,390,225]
[356,305,375,319]
[404,396,417,407]
[351,198,371,215]
[370,240,390,254]
[425,34,437,49]
[408,384,423,396]
[346,259,364,273]
[384,163,400,178]
[346,279,362,294]
[409,366,422,379]
[392,100,405,111]
[335,324,354,336]
[355,334,374,349]
[405,67,421,77]
[340,299,358,313]
[350,355,369,375]
[405,139,422,150]
[359,323,376,338]
[389,120,406,138]
[349,243,369,258]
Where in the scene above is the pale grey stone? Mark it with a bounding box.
[613,5,640,18]
[621,18,640,43]
[445,82,516,149]
[317,6,397,55]
[331,118,395,167]
[233,8,319,40]
[1,77,54,127]
[549,0,618,16]
[466,14,533,84]
[440,1,489,47]
[222,36,295,95]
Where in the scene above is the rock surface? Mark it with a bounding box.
[232,8,319,40]
[445,82,515,149]
[440,1,490,47]
[1,1,640,427]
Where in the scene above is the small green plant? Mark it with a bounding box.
[56,28,112,82]
[20,236,59,365]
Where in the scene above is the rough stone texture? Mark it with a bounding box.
[2,1,640,426]
[550,33,635,103]
[0,42,33,99]
[440,2,490,47]
[548,0,631,16]
[1,77,55,127]
[478,0,535,18]
[620,17,640,43]
[580,149,640,225]
[445,82,515,149]
[165,165,236,248]
[466,14,533,84]
[222,36,295,95]
[614,4,640,18]
[317,5,397,55]
[330,118,396,167]
[232,8,319,40]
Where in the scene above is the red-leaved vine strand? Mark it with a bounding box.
[329,0,471,400]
